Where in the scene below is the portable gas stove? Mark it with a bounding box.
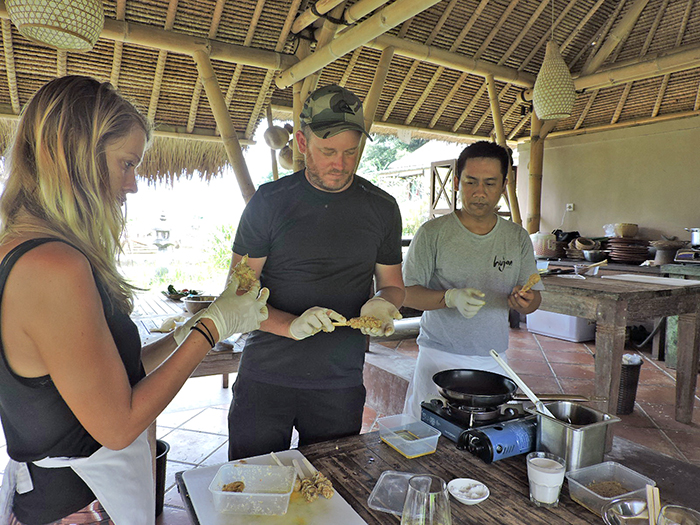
[421,398,537,463]
[675,248,700,263]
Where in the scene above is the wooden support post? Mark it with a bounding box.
[486,74,522,226]
[527,112,544,234]
[192,49,256,203]
[292,40,311,173]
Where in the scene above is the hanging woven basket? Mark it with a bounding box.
[532,41,576,120]
[6,0,104,52]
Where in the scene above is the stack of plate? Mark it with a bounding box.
[607,238,649,264]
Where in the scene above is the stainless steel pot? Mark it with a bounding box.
[685,228,700,248]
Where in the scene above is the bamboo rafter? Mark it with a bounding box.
[651,0,691,118]
[186,0,226,133]
[610,0,665,124]
[57,50,66,77]
[575,89,598,129]
[245,0,303,141]
[148,0,179,122]
[109,0,126,87]
[1,19,19,113]
[426,0,491,128]
[571,0,625,73]
[378,0,458,124]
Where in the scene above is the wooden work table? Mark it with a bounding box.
[296,431,699,524]
[175,429,700,524]
[539,274,700,424]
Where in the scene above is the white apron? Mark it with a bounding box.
[403,345,509,418]
[0,430,154,525]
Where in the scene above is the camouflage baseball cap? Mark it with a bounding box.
[300,84,372,140]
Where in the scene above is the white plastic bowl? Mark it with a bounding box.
[447,478,489,505]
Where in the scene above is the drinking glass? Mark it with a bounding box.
[657,505,700,525]
[526,451,566,508]
[400,475,452,525]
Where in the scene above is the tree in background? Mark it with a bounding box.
[358,135,428,179]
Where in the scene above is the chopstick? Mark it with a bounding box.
[269,451,284,467]
[646,484,660,525]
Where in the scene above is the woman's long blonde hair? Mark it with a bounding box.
[0,75,152,314]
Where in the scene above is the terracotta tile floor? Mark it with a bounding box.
[1,324,698,525]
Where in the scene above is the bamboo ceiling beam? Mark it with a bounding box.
[580,0,650,76]
[0,110,253,145]
[574,42,700,92]
[486,74,521,226]
[339,47,363,86]
[381,0,459,123]
[187,0,226,133]
[452,83,488,133]
[275,0,442,89]
[473,83,510,135]
[424,0,491,127]
[366,34,536,88]
[265,106,279,181]
[148,0,179,122]
[192,49,255,203]
[507,112,530,141]
[300,2,347,104]
[292,38,311,172]
[652,0,691,118]
[269,103,517,147]
[245,0,303,141]
[110,0,126,87]
[0,3,298,72]
[1,19,19,114]
[292,0,345,34]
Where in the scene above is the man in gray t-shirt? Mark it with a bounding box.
[402,141,543,417]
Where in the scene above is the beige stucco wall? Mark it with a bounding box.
[515,115,700,242]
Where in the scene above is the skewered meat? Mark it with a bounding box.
[232,255,257,291]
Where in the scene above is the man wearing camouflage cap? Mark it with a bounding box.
[225,84,405,460]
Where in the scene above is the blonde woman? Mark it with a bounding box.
[0,76,268,525]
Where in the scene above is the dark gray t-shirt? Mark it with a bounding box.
[403,213,542,356]
[233,171,403,389]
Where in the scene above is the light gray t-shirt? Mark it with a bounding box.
[403,213,543,356]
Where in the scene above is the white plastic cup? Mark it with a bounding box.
[527,451,566,507]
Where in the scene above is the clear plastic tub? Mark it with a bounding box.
[208,463,296,515]
[565,461,655,516]
[377,414,441,459]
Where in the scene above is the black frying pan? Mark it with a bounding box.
[432,369,517,408]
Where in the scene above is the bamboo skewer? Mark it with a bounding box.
[269,451,284,467]
[646,484,660,525]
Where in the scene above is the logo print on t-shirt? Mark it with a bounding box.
[493,255,513,272]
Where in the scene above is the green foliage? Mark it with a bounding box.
[206,224,236,270]
[358,135,428,179]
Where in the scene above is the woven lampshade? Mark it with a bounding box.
[6,0,104,52]
[532,41,576,120]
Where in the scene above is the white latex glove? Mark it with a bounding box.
[172,311,205,345]
[444,288,486,319]
[201,278,269,342]
[289,307,345,340]
[359,297,402,337]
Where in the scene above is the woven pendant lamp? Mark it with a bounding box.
[532,40,576,120]
[6,0,104,52]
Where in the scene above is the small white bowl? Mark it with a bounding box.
[447,478,489,505]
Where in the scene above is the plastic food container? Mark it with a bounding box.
[367,470,414,515]
[565,461,655,516]
[208,463,296,515]
[377,414,441,459]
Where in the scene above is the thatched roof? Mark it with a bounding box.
[1,0,699,182]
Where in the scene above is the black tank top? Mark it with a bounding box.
[0,238,145,524]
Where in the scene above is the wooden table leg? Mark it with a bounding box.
[594,299,628,415]
[675,306,700,423]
